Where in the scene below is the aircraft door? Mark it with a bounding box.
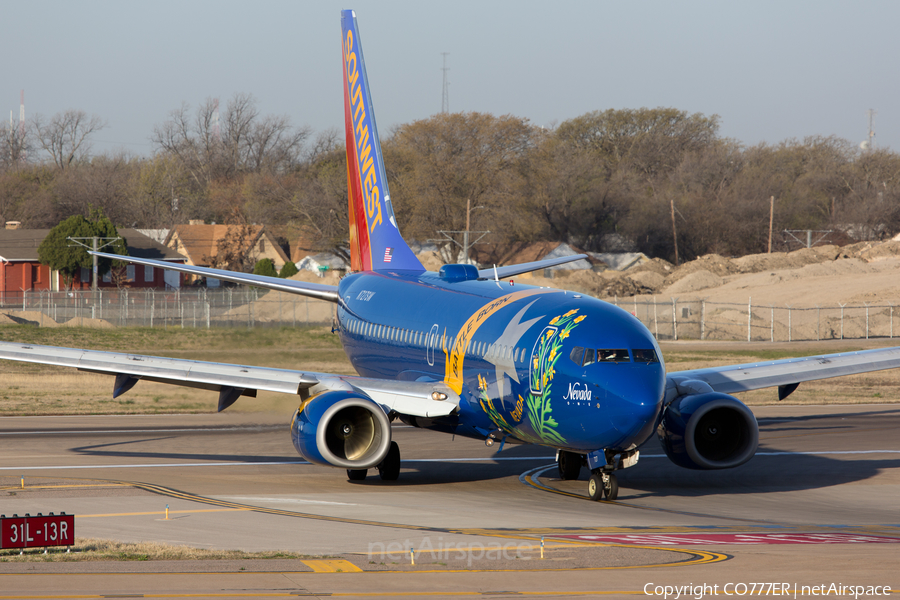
[427,324,439,366]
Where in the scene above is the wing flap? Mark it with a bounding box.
[0,341,458,418]
[345,377,459,418]
[0,341,317,396]
[667,346,900,398]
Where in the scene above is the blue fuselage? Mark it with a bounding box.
[334,270,666,455]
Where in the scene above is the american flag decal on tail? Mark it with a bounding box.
[384,247,394,263]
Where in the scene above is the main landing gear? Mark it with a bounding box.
[557,449,627,501]
[346,441,401,482]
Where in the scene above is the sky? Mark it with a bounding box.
[5,1,898,157]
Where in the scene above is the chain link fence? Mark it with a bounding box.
[609,296,900,342]
[1,289,897,341]
[0,288,334,329]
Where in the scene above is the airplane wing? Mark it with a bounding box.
[91,251,339,303]
[667,346,900,400]
[0,341,457,418]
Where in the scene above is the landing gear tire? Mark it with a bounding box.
[588,473,604,501]
[603,473,619,501]
[557,451,582,480]
[347,468,367,481]
[588,472,618,501]
[377,441,401,481]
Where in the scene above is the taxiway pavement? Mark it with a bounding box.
[1,404,898,598]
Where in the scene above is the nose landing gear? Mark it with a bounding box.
[587,471,618,501]
[581,448,637,501]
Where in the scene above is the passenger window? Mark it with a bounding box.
[597,349,630,363]
[633,349,659,363]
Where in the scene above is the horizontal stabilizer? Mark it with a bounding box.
[478,254,590,280]
[90,252,339,303]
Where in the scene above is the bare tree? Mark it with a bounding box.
[152,93,310,185]
[1,120,32,170]
[32,110,106,169]
[151,99,220,187]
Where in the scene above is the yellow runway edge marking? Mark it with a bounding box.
[302,559,363,573]
[7,476,726,574]
[77,508,250,518]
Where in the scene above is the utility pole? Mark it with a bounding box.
[670,197,679,266]
[430,199,489,264]
[768,196,774,253]
[67,236,122,293]
[463,198,471,262]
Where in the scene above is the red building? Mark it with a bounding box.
[0,228,186,300]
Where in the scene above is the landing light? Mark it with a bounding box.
[431,391,448,401]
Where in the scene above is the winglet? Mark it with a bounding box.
[342,10,423,273]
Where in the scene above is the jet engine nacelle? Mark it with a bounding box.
[657,392,758,470]
[290,390,392,469]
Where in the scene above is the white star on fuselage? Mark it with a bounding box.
[486,300,544,406]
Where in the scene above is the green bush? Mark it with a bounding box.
[252,258,277,278]
[279,261,299,278]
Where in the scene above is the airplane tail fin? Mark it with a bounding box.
[341,10,423,273]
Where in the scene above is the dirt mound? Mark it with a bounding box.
[627,270,666,292]
[288,269,342,284]
[733,245,840,274]
[0,313,20,326]
[3,311,58,327]
[218,290,334,324]
[416,251,445,272]
[665,254,737,284]
[62,317,116,329]
[629,257,676,277]
[841,240,900,262]
[663,269,724,295]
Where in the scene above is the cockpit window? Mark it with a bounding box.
[570,346,584,365]
[633,349,659,363]
[583,348,596,366]
[571,346,632,366]
[597,349,630,363]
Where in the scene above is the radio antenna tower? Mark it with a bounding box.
[18,90,25,140]
[212,98,221,141]
[441,53,450,114]
[866,109,876,151]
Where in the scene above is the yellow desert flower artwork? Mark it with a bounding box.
[477,309,586,447]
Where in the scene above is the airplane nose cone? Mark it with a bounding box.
[594,363,665,449]
[600,362,665,446]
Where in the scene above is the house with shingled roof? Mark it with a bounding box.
[0,227,187,300]
[164,222,290,284]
